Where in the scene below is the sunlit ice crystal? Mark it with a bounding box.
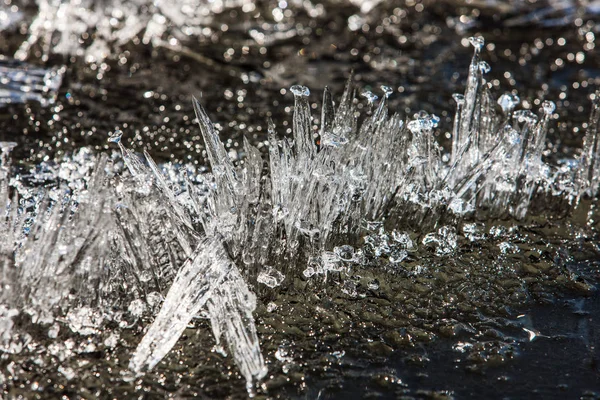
[468,35,485,51]
[361,90,379,105]
[108,129,123,144]
[129,238,266,388]
[498,93,520,115]
[14,0,254,62]
[407,111,440,133]
[290,84,310,97]
[380,85,394,98]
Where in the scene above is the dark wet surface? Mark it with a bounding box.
[1,0,600,399]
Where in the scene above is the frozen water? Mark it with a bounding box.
[2,34,600,395]
[0,59,65,107]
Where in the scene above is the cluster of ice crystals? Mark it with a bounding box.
[14,0,251,62]
[10,0,328,63]
[2,36,600,393]
[422,226,458,256]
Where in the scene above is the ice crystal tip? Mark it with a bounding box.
[542,100,556,115]
[380,85,393,98]
[468,36,485,50]
[478,61,491,74]
[361,90,378,104]
[498,93,520,114]
[290,85,310,97]
[0,141,17,163]
[514,109,538,124]
[408,111,440,133]
[108,129,123,144]
[452,93,465,105]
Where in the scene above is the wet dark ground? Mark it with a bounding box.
[1,0,600,399]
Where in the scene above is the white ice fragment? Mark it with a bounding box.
[127,299,146,318]
[0,306,18,342]
[104,333,119,348]
[422,226,458,256]
[453,342,473,353]
[380,85,393,98]
[407,111,440,133]
[322,251,345,272]
[257,266,285,288]
[391,231,414,249]
[48,324,60,339]
[489,226,507,237]
[463,223,484,241]
[367,279,380,290]
[389,250,408,263]
[266,302,278,312]
[332,350,345,359]
[275,345,293,363]
[333,245,356,262]
[478,61,491,74]
[341,280,358,297]
[498,241,520,254]
[66,307,104,336]
[514,109,538,124]
[303,267,316,278]
[58,366,76,380]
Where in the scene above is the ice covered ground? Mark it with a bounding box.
[2,0,600,398]
[1,35,600,395]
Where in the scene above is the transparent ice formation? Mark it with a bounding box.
[11,0,323,62]
[0,59,65,107]
[1,36,600,393]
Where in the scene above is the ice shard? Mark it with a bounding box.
[129,237,266,387]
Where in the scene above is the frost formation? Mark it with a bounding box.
[1,37,600,392]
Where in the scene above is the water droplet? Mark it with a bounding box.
[290,85,310,97]
[469,36,485,51]
[542,100,556,115]
[108,129,123,144]
[361,90,378,104]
